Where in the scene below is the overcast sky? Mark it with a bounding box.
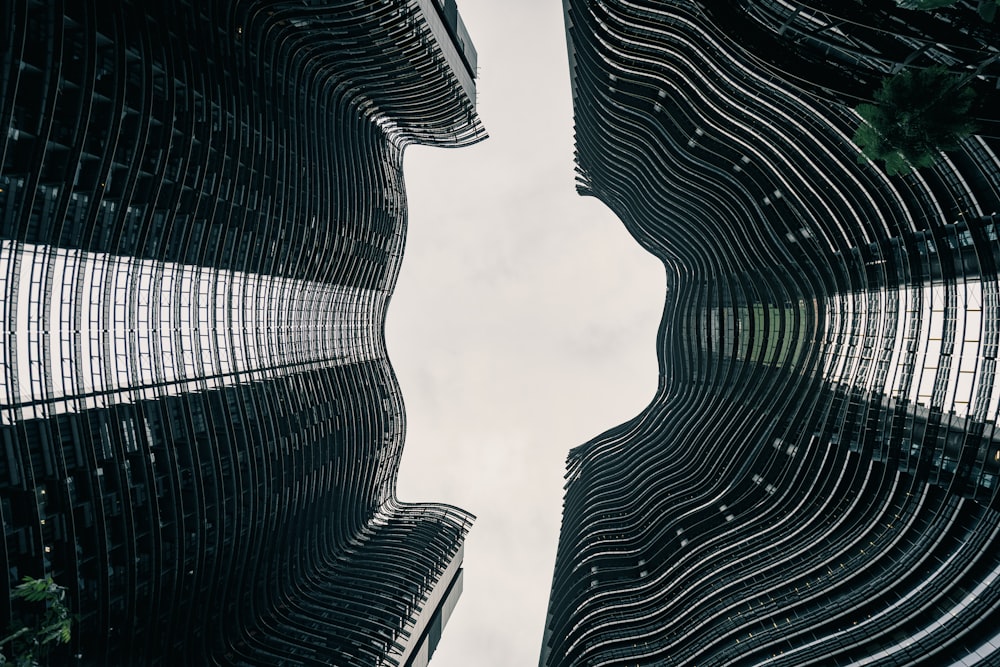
[386,1,666,665]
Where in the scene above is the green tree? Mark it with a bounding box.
[853,66,977,175]
[981,0,999,21]
[0,577,73,666]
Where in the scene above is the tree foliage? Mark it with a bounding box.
[981,0,999,21]
[0,577,73,666]
[853,66,977,175]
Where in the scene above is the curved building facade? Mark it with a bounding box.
[1,0,482,664]
[543,1,1000,665]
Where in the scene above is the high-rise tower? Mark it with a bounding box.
[0,1,483,664]
[543,1,1000,664]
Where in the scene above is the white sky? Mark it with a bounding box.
[387,1,666,665]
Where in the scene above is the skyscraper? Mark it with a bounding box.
[1,1,482,664]
[543,1,1000,664]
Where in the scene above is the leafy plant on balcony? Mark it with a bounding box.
[0,577,73,666]
[853,66,977,175]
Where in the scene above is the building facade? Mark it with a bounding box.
[543,0,1000,664]
[1,0,482,664]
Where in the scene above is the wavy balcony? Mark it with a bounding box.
[0,1,483,664]
[543,1,1000,665]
